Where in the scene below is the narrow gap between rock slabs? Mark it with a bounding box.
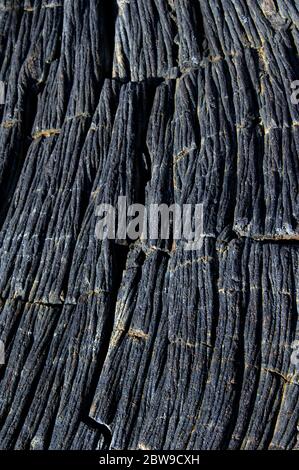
[112,250,170,450]
[83,244,165,449]
[192,0,209,60]
[83,416,112,448]
[79,242,130,450]
[102,0,121,79]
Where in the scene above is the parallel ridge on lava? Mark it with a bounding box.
[0,0,298,450]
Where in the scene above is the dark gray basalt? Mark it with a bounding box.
[0,0,298,450]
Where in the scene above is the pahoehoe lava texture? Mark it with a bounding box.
[0,0,299,450]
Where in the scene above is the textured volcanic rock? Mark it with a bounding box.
[0,0,298,450]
